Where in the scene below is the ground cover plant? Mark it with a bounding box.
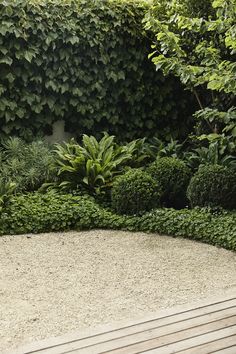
[0,192,235,251]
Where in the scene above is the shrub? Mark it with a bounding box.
[147,157,191,208]
[187,164,236,209]
[54,133,134,195]
[111,169,160,215]
[0,179,16,210]
[0,137,55,192]
[0,0,193,142]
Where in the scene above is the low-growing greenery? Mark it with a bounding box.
[0,192,235,251]
[0,192,101,235]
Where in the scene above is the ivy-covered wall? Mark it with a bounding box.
[0,0,194,141]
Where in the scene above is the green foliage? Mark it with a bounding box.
[187,164,236,209]
[145,0,236,95]
[124,137,185,167]
[0,191,235,251]
[54,133,133,195]
[148,0,214,20]
[142,137,164,161]
[185,141,236,170]
[147,157,191,208]
[193,107,236,153]
[124,138,151,168]
[0,0,192,141]
[194,107,236,136]
[145,0,236,146]
[179,0,215,18]
[111,169,160,215]
[157,138,185,159]
[0,192,100,235]
[137,207,236,251]
[0,179,16,209]
[0,137,55,192]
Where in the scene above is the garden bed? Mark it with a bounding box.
[1,230,236,352]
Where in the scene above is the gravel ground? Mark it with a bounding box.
[0,230,236,353]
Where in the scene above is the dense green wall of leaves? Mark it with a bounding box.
[0,0,193,141]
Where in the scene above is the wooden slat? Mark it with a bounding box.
[11,294,236,354]
[60,312,236,354]
[10,293,236,354]
[31,300,236,354]
[212,347,236,354]
[175,334,236,354]
[145,327,236,354]
[98,316,236,354]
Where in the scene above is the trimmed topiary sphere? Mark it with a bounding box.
[187,164,236,209]
[147,157,191,208]
[111,169,160,215]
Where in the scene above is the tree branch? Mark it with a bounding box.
[193,89,204,110]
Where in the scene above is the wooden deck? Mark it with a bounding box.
[12,293,236,354]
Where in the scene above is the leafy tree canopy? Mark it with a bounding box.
[145,0,236,95]
[144,0,236,150]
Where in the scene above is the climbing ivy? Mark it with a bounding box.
[0,0,193,141]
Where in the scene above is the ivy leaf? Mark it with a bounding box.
[6,73,15,83]
[24,51,34,63]
[0,57,13,65]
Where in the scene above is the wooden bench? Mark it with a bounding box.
[11,292,236,354]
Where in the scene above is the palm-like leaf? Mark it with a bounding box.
[53,134,134,195]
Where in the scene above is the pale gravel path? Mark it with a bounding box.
[0,230,236,353]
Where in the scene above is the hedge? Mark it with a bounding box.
[1,192,235,251]
[0,0,194,141]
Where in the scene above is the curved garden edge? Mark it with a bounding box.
[0,193,235,251]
